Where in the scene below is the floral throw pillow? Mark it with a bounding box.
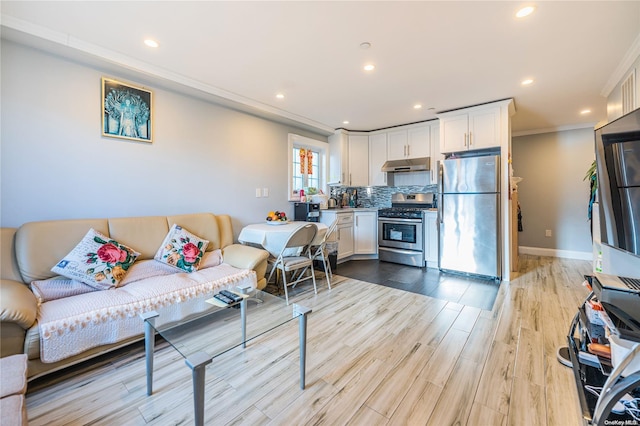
[51,228,140,290]
[154,224,209,273]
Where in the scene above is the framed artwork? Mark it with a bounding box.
[102,77,153,142]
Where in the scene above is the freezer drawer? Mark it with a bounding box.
[439,193,500,278]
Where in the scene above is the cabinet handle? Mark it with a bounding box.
[464,133,468,147]
[349,173,352,186]
[469,132,472,146]
[407,145,410,156]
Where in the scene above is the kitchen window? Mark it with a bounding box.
[288,134,328,201]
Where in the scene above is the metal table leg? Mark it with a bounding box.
[140,311,159,396]
[185,352,213,426]
[237,284,252,349]
[293,304,312,389]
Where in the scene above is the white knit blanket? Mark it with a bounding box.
[37,263,257,363]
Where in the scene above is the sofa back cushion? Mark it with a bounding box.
[107,216,169,260]
[11,213,230,284]
[15,219,109,284]
[167,213,220,251]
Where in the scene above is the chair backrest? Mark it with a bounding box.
[284,223,317,251]
[322,219,338,244]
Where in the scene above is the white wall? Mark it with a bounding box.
[512,128,594,258]
[0,40,328,238]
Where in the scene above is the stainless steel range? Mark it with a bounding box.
[378,193,435,267]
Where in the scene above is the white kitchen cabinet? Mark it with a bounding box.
[424,210,438,268]
[328,130,348,185]
[407,126,431,158]
[348,134,369,187]
[329,130,369,186]
[439,104,500,153]
[387,125,430,160]
[354,211,377,254]
[369,132,388,186]
[429,123,441,185]
[336,213,354,259]
[320,211,354,259]
[387,129,408,161]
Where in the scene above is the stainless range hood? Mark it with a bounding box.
[381,157,431,173]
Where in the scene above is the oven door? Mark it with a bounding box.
[378,218,423,251]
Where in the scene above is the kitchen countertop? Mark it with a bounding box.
[321,207,379,212]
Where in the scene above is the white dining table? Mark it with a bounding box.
[238,221,328,257]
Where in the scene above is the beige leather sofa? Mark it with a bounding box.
[0,213,269,380]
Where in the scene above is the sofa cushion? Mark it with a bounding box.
[199,249,223,269]
[51,229,140,290]
[154,224,208,272]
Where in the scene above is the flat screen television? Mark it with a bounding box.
[594,108,640,262]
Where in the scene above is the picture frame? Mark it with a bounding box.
[102,77,153,142]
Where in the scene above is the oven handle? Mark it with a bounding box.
[377,217,423,224]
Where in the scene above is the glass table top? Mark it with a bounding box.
[145,289,301,361]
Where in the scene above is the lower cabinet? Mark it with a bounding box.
[336,213,354,260]
[424,211,438,268]
[354,211,377,254]
[320,210,377,260]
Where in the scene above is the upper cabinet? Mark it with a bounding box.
[369,132,388,186]
[387,125,430,160]
[328,130,369,186]
[439,103,501,153]
[328,130,349,185]
[330,120,439,187]
[348,134,369,187]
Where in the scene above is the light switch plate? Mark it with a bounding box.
[255,188,261,198]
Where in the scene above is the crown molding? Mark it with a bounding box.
[601,31,640,97]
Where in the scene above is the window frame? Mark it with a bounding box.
[288,134,328,201]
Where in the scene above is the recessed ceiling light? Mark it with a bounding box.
[521,78,534,85]
[360,42,371,50]
[144,39,159,48]
[516,6,535,18]
[276,93,285,99]
[363,64,375,71]
[580,109,592,115]
[343,120,350,125]
[414,104,423,109]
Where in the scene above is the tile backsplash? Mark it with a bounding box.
[330,184,437,208]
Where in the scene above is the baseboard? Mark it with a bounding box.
[519,246,593,261]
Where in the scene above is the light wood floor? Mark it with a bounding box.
[26,255,592,425]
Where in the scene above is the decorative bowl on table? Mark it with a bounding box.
[266,211,288,224]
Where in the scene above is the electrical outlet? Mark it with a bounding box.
[545,229,552,237]
[262,188,269,197]
[255,188,261,198]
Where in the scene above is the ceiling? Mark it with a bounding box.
[2,1,640,136]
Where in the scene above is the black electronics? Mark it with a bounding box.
[293,202,320,222]
[592,272,640,326]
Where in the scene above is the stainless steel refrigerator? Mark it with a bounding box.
[438,154,501,279]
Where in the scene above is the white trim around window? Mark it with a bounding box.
[288,133,328,201]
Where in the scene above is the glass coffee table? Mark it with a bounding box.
[140,284,312,426]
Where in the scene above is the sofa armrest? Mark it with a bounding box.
[222,244,269,278]
[0,280,37,330]
[222,243,269,270]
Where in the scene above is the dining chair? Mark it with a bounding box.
[266,223,318,304]
[310,219,338,290]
